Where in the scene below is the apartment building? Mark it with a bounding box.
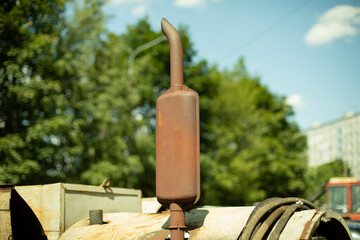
[304,112,360,179]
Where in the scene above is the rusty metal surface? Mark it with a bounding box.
[59,206,254,240]
[299,210,353,240]
[157,18,200,240]
[161,18,183,86]
[278,209,317,240]
[16,183,63,240]
[0,186,13,240]
[278,209,353,240]
[63,183,141,229]
[0,185,47,239]
[156,87,200,207]
[15,183,142,240]
[239,197,317,240]
[156,18,200,209]
[169,203,186,239]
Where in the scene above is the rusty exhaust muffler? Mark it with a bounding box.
[156,18,200,240]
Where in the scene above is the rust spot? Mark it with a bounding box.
[158,111,163,126]
[174,125,183,132]
[300,214,317,239]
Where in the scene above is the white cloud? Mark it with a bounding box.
[108,0,143,6]
[132,5,148,17]
[174,0,223,8]
[305,5,360,46]
[174,0,206,8]
[286,93,305,109]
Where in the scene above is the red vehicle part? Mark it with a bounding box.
[326,178,360,221]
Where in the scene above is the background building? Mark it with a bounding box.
[304,112,360,179]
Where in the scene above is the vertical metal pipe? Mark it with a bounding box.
[161,18,184,87]
[157,18,199,240]
[169,203,185,240]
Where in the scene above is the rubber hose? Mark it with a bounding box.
[238,197,317,240]
[268,202,304,240]
[251,205,287,240]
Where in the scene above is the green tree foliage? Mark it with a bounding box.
[1,1,307,205]
[197,59,307,205]
[0,0,67,183]
[304,159,349,206]
[0,0,107,183]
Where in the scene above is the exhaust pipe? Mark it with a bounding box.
[156,18,200,240]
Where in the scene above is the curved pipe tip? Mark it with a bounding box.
[161,18,169,32]
[161,18,174,36]
[161,18,184,86]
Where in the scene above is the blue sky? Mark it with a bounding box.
[103,0,360,130]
